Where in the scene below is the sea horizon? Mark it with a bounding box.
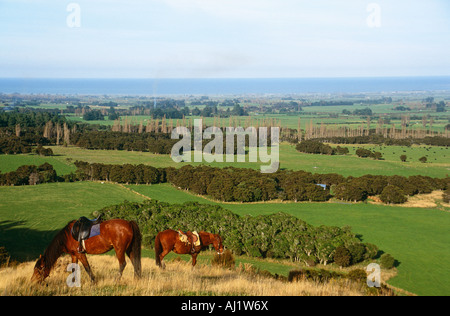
[1,76,450,96]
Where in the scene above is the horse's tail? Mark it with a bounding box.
[129,221,142,278]
[155,232,163,267]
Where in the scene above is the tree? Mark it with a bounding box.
[364,243,379,260]
[28,172,40,185]
[334,246,352,267]
[380,253,395,269]
[334,182,368,202]
[379,185,407,204]
[400,155,407,162]
[347,243,366,265]
[83,110,104,121]
[356,148,372,158]
[371,151,383,160]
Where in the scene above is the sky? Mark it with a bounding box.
[1,0,450,78]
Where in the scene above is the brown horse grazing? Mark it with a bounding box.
[155,229,224,269]
[31,219,142,283]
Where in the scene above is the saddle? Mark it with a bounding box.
[72,215,103,253]
[178,230,200,253]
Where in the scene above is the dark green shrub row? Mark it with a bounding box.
[95,200,379,267]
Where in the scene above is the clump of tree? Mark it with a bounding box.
[82,110,104,121]
[0,135,33,155]
[296,140,349,155]
[355,148,383,160]
[70,131,179,154]
[334,246,352,267]
[34,145,53,156]
[0,163,58,186]
[332,174,447,203]
[380,254,395,269]
[74,160,166,184]
[379,185,407,204]
[0,110,66,128]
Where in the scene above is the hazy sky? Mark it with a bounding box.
[1,0,450,78]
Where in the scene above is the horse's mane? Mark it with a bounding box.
[41,220,74,270]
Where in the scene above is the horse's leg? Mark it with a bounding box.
[159,249,171,270]
[191,253,198,268]
[76,253,96,283]
[126,247,140,279]
[70,255,79,284]
[115,248,127,280]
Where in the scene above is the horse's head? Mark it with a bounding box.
[31,254,50,283]
[212,234,224,255]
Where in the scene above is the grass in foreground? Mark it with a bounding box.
[0,255,378,296]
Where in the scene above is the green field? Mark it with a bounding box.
[1,142,447,178]
[0,153,76,175]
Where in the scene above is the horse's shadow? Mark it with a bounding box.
[0,220,59,262]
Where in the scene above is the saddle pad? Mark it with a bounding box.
[178,231,189,243]
[71,223,101,240]
[89,224,101,238]
[178,230,200,246]
[192,231,201,247]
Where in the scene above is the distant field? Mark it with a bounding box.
[2,142,445,178]
[63,102,449,133]
[0,153,76,175]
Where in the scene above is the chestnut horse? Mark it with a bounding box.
[31,219,142,283]
[155,229,224,268]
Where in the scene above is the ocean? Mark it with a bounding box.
[0,77,450,96]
